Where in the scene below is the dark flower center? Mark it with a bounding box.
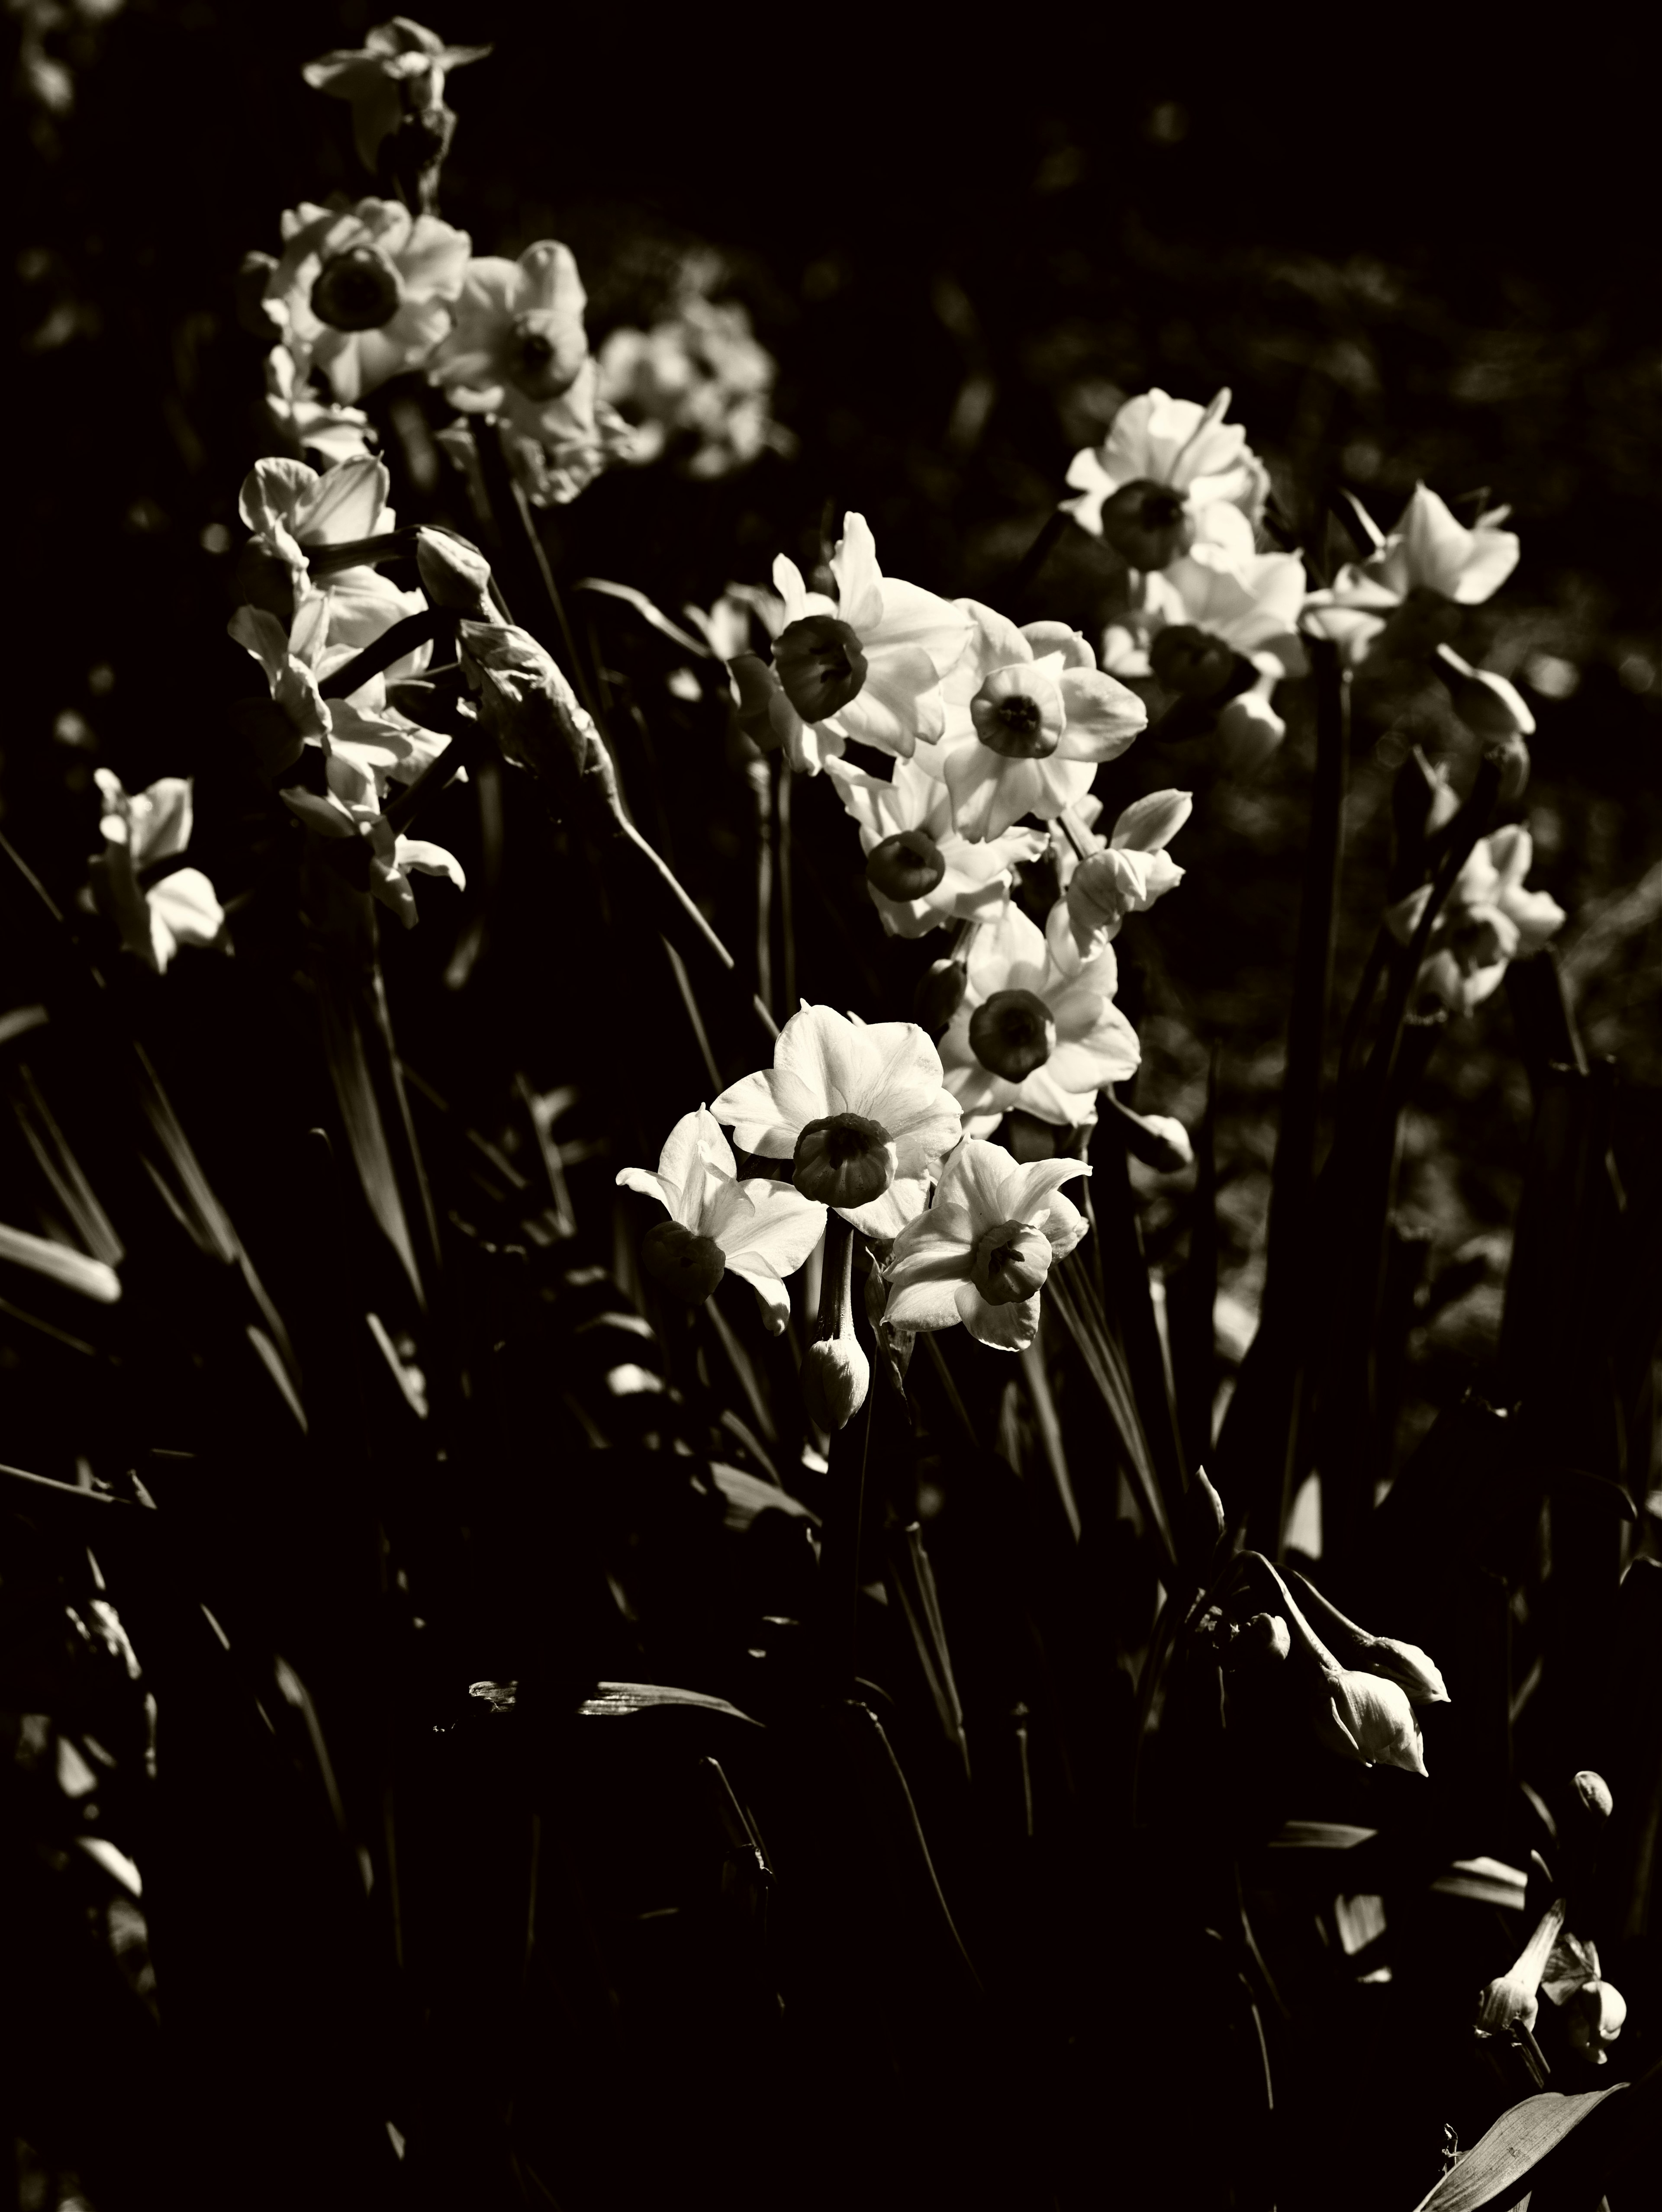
[792,1111,894,1207]
[866,829,946,901]
[968,989,1056,1080]
[774,616,868,724]
[311,246,403,332]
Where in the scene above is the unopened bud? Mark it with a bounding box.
[1572,1771,1614,1824]
[641,1220,725,1304]
[1447,666,1535,743]
[802,1334,870,1431]
[1565,1980,1626,2064]
[1215,685,1285,777]
[1100,480,1195,570]
[417,527,495,618]
[1243,1611,1290,1660]
[914,956,967,1032]
[1186,1466,1226,1559]
[1108,1095,1193,1173]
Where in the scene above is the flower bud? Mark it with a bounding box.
[1475,1897,1566,2037]
[416,527,495,618]
[1215,685,1285,777]
[1187,1465,1226,1559]
[802,1334,870,1431]
[1099,479,1195,570]
[866,829,946,902]
[969,988,1056,1080]
[1150,624,1235,702]
[970,1220,1054,1307]
[640,1220,725,1305]
[792,1113,896,1209]
[1447,666,1535,743]
[1108,1095,1193,1173]
[913,956,967,1032]
[1243,1612,1291,1660]
[1314,1668,1427,1775]
[1572,1771,1614,1824]
[1565,1979,1626,2064]
[774,614,868,723]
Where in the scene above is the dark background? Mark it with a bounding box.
[8,1,1661,1438]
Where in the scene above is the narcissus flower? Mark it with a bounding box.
[86,772,225,975]
[767,514,972,772]
[940,902,1139,1135]
[302,18,492,172]
[264,198,470,403]
[263,347,374,463]
[1110,546,1308,763]
[616,1107,825,1334]
[1054,789,1192,963]
[597,287,791,480]
[1565,1979,1627,2064]
[927,602,1146,842]
[826,756,1047,937]
[437,357,636,511]
[1476,1899,1566,2035]
[1386,825,1565,1015]
[1304,485,1520,666]
[883,1137,1089,1352]
[236,455,426,653]
[1063,389,1267,568]
[430,243,590,429]
[710,1003,961,1240]
[280,774,464,930]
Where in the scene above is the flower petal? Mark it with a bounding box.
[957,1280,1040,1350]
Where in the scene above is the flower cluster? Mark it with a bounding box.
[596,255,793,480]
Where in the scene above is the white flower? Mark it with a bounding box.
[302,19,492,171]
[884,1137,1090,1352]
[616,1107,825,1334]
[280,775,464,931]
[1386,825,1565,1015]
[1055,789,1192,962]
[825,755,1047,938]
[237,453,426,657]
[262,347,374,463]
[596,294,790,480]
[1304,485,1520,665]
[1313,1669,1428,1776]
[926,602,1146,842]
[1062,388,1267,568]
[710,1002,962,1241]
[767,514,973,772]
[940,902,1139,1134]
[430,243,589,430]
[264,198,471,403]
[228,602,450,795]
[86,772,225,975]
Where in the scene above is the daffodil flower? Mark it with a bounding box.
[926,602,1146,842]
[711,1003,962,1241]
[437,357,636,511]
[616,1107,825,1334]
[596,291,790,480]
[1475,1899,1566,2035]
[237,455,427,657]
[1063,388,1267,569]
[430,243,590,427]
[263,347,374,463]
[1386,826,1565,1015]
[939,902,1140,1136]
[1110,546,1309,768]
[264,198,471,404]
[1304,485,1520,666]
[302,18,493,173]
[280,773,464,931]
[1053,789,1192,964]
[883,1137,1090,1353]
[767,514,972,772]
[825,755,1047,938]
[229,604,451,794]
[86,772,225,975]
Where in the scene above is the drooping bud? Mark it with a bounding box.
[416,527,495,618]
[1215,684,1286,776]
[1099,479,1195,570]
[1572,1771,1614,1824]
[1150,624,1235,702]
[1475,1897,1567,2036]
[913,955,967,1032]
[969,1221,1053,1307]
[1244,1612,1291,1660]
[1314,1668,1429,1775]
[802,1335,870,1431]
[792,1113,897,1209]
[969,989,1056,1080]
[641,1220,725,1305]
[1107,1094,1193,1173]
[774,615,868,723]
[1565,1980,1627,2064]
[866,829,946,902]
[1288,1569,1450,1704]
[1446,665,1536,743]
[311,245,403,332]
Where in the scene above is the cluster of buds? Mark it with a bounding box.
[1242,1558,1449,1776]
[1475,1772,1625,2066]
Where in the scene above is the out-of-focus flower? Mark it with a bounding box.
[927,602,1145,842]
[263,347,375,463]
[711,1003,961,1241]
[86,772,225,974]
[597,291,793,480]
[1386,825,1565,1015]
[430,242,589,430]
[264,198,470,404]
[884,1137,1089,1353]
[302,18,492,173]
[1475,1899,1567,2035]
[767,515,973,772]
[1442,658,1536,745]
[236,455,425,655]
[1054,789,1192,963]
[1063,389,1267,568]
[437,359,636,511]
[1112,546,1308,767]
[1565,1980,1627,2064]
[616,1106,825,1334]
[825,755,1047,938]
[1304,485,1520,666]
[940,902,1139,1136]
[1288,1569,1450,1705]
